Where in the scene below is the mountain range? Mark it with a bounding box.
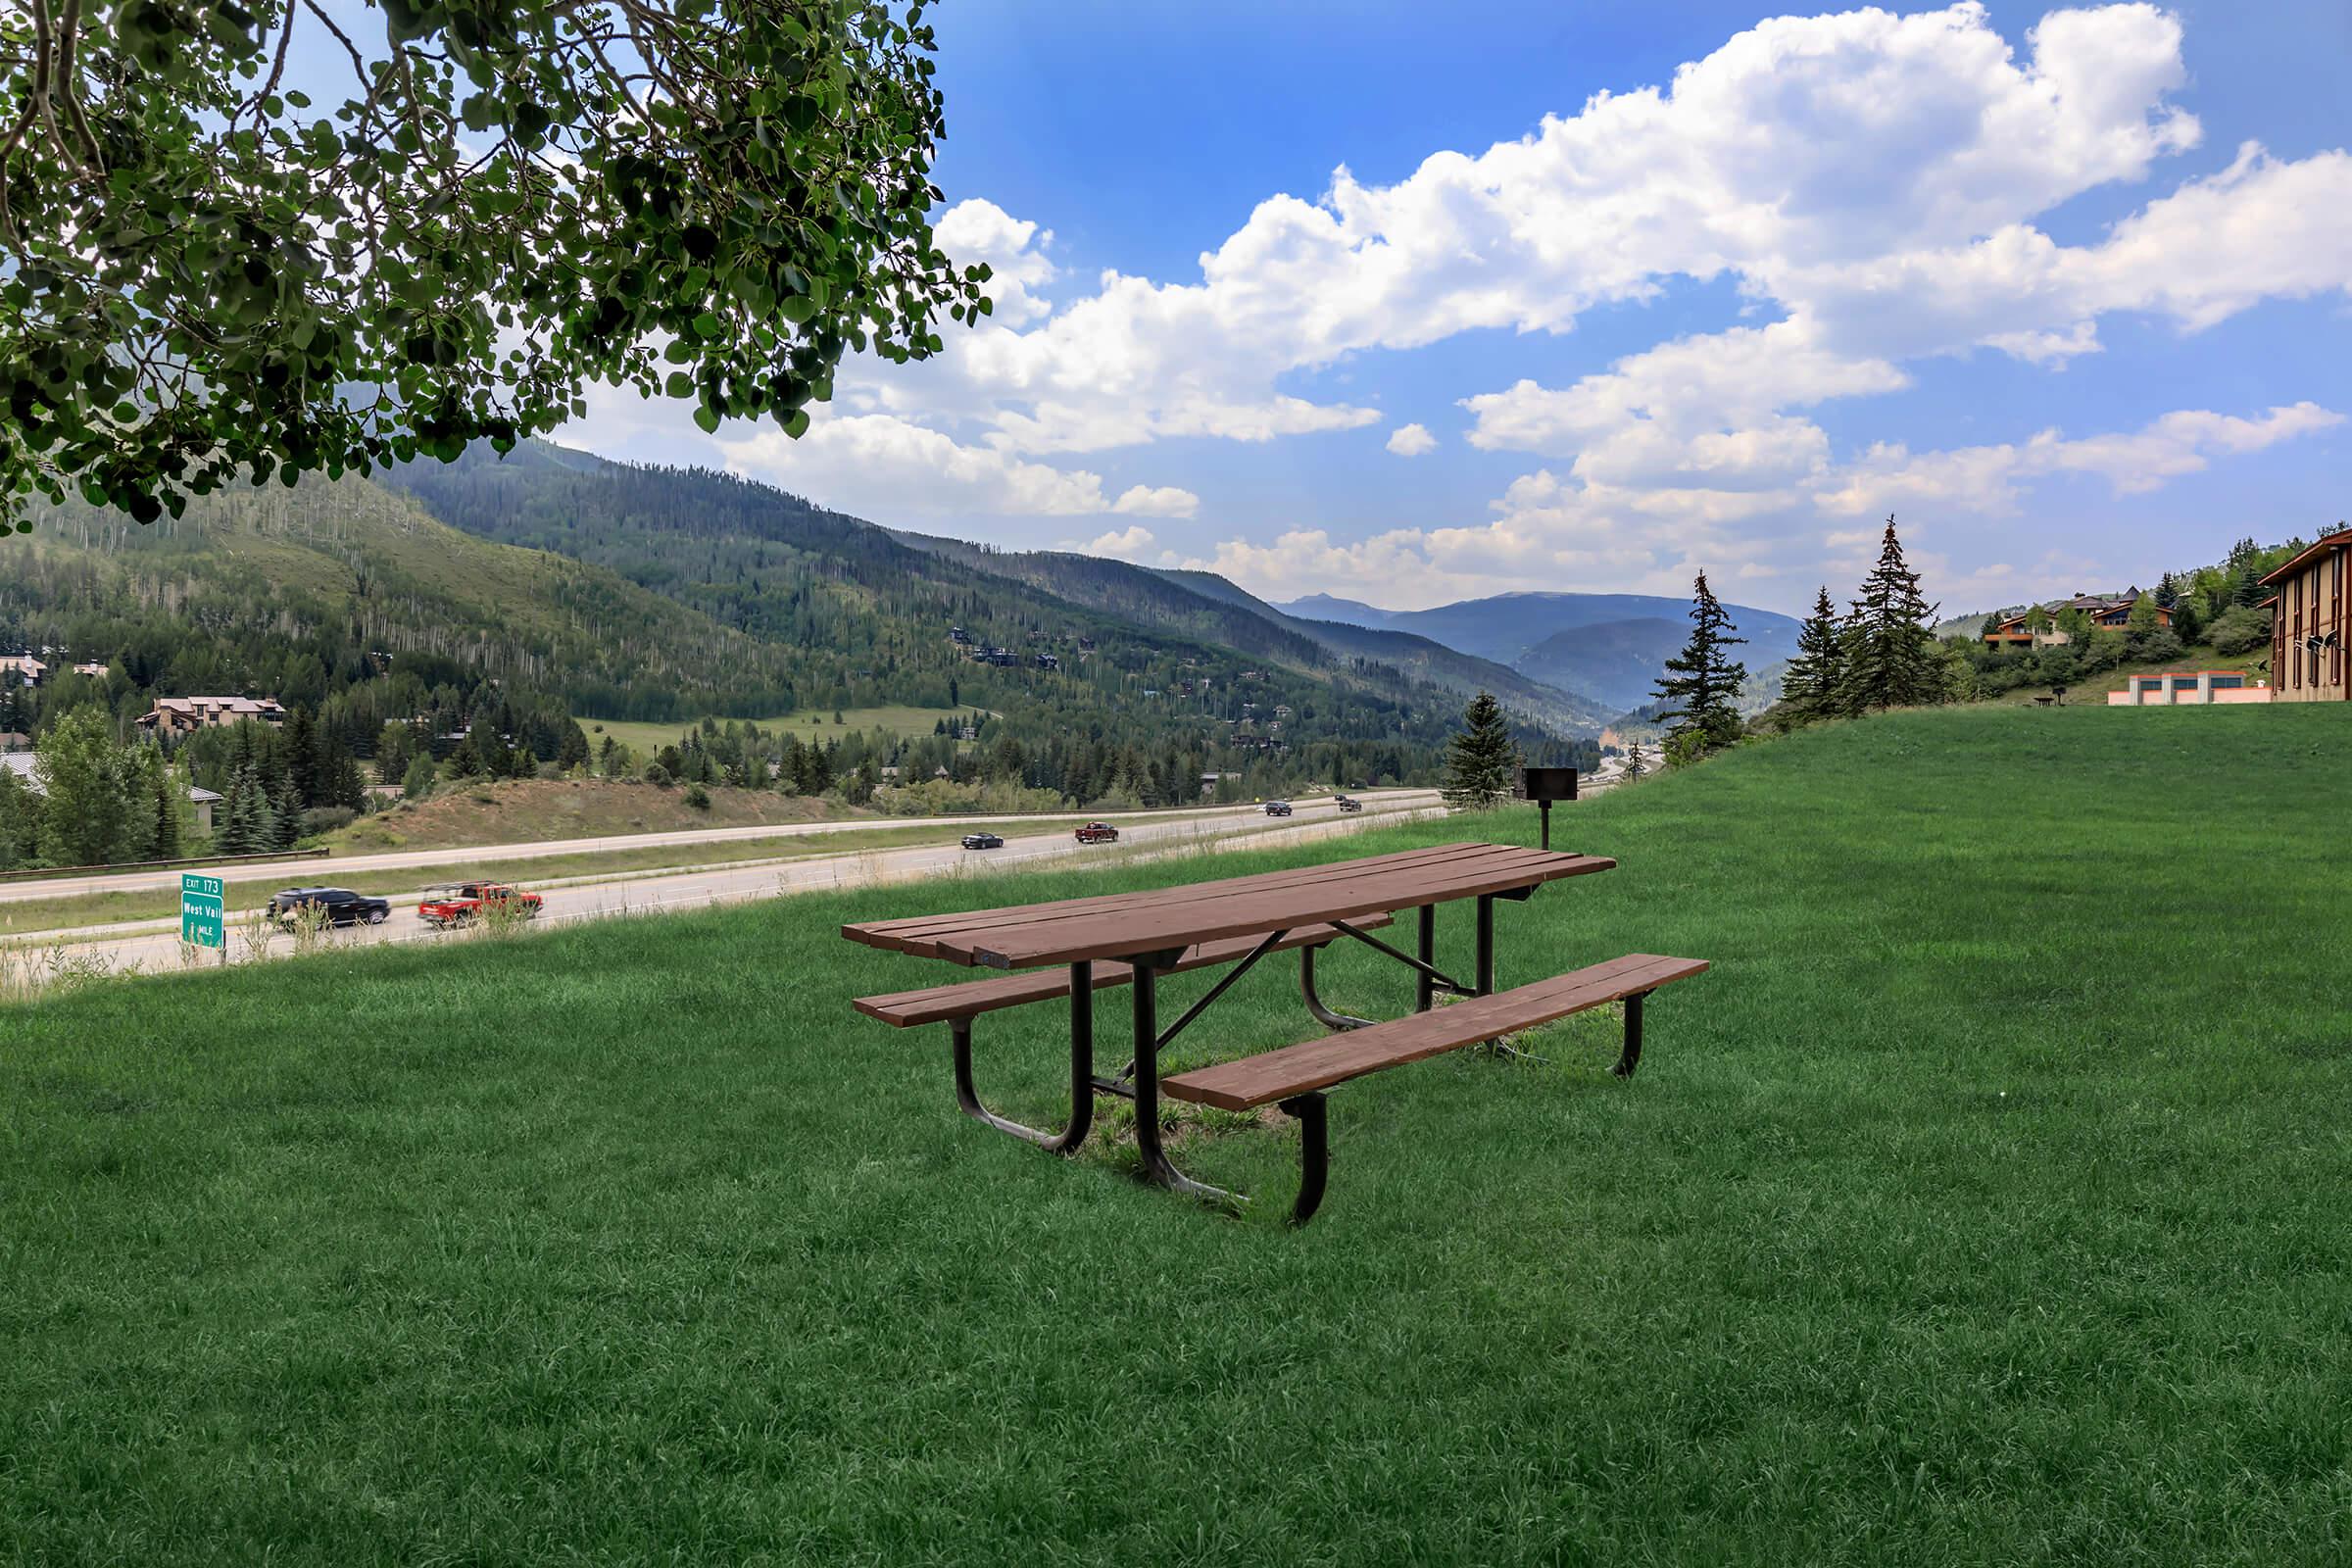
[8,440,1800,785]
[1278,590,1804,712]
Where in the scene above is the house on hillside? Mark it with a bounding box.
[136,696,289,736]
[2264,532,2350,702]
[70,661,108,678]
[0,654,46,686]
[1983,591,2170,649]
[0,731,27,753]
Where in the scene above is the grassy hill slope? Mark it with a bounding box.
[6,705,2348,1561]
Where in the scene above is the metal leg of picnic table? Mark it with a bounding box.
[1415,905,1437,1012]
[1475,894,1495,997]
[1612,990,1646,1078]
[1279,1092,1330,1226]
[1298,943,1375,1032]
[948,960,1095,1153]
[1129,963,1242,1212]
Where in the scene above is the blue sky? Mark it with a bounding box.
[565,2,2352,614]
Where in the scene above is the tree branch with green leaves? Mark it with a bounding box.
[0,0,990,531]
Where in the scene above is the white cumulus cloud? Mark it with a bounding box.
[1386,423,1438,457]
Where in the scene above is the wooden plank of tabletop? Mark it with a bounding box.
[843,841,1496,949]
[954,851,1615,970]
[842,843,1522,957]
[851,845,1560,963]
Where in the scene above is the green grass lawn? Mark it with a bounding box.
[580,705,983,755]
[6,705,2350,1563]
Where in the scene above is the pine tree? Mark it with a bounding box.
[1781,585,1845,723]
[271,778,304,850]
[1440,691,1516,810]
[1622,742,1647,781]
[1651,572,1748,752]
[153,771,182,859]
[217,765,270,855]
[2154,570,2178,610]
[1837,515,1942,712]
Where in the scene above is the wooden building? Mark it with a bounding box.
[1983,591,2170,649]
[2263,533,2350,703]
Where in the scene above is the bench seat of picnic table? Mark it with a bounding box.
[1163,954,1708,1111]
[853,914,1395,1028]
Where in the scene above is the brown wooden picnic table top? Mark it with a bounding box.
[840,840,1615,971]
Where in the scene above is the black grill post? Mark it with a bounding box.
[1514,766,1580,852]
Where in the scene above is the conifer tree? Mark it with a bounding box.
[216,766,270,855]
[1622,742,1647,781]
[153,772,182,859]
[1441,692,1516,810]
[1652,572,1748,752]
[1781,586,1846,723]
[1837,516,1943,711]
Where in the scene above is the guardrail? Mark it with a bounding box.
[0,847,330,885]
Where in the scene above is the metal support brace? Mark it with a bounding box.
[948,959,1095,1152]
[1613,990,1646,1078]
[1329,918,1464,999]
[1153,928,1287,1052]
[1299,943,1375,1031]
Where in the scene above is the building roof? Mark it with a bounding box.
[0,753,34,784]
[187,786,224,804]
[2258,531,2352,586]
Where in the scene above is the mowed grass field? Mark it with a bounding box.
[6,706,2350,1564]
[579,705,977,756]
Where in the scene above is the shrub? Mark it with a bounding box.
[401,753,439,804]
[297,807,357,837]
[681,784,711,810]
[641,762,672,788]
[2208,607,2271,658]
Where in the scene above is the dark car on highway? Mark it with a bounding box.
[1334,795,1363,813]
[1263,800,1293,817]
[961,831,1005,850]
[268,887,391,927]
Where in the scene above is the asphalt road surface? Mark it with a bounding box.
[0,790,1435,906]
[30,792,1445,979]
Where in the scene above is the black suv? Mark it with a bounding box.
[1334,795,1363,813]
[1263,801,1293,817]
[269,887,391,927]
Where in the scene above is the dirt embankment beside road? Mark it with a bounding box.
[331,778,855,852]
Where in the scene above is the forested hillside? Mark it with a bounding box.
[0,443,1603,857]
[379,443,1595,780]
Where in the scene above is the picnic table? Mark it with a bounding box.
[845,841,1704,1225]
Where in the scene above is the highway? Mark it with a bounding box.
[0,790,1434,906]
[23,791,1445,979]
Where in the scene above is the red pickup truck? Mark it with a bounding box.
[417,882,544,927]
[1074,821,1120,844]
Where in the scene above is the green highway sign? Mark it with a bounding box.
[181,872,225,949]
